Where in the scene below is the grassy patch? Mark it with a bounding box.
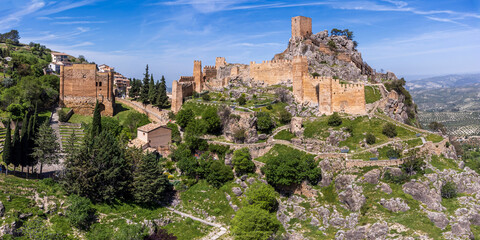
[179,180,236,225]
[255,144,314,163]
[68,113,93,124]
[304,115,419,152]
[163,217,212,240]
[426,134,443,143]
[273,129,295,141]
[430,155,459,171]
[365,86,382,104]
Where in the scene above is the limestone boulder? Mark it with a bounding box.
[232,187,243,196]
[0,201,4,217]
[377,182,392,194]
[426,211,449,229]
[380,198,410,212]
[338,185,366,212]
[366,222,389,240]
[363,169,380,184]
[402,181,444,211]
[335,174,357,191]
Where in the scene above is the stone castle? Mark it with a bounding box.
[59,64,115,116]
[171,16,366,115]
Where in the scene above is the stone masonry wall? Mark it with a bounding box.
[291,16,312,38]
[250,59,293,85]
[60,64,114,116]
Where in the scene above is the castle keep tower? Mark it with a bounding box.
[59,64,115,116]
[292,56,308,102]
[291,16,312,39]
[193,60,203,92]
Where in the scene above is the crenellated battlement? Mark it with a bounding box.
[250,59,292,66]
[179,76,194,82]
[203,65,216,70]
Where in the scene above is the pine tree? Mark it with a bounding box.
[32,121,60,175]
[129,78,140,99]
[148,74,156,104]
[2,120,12,175]
[90,101,102,139]
[64,131,78,164]
[140,65,150,104]
[133,153,172,205]
[64,131,131,203]
[12,122,20,174]
[155,75,169,109]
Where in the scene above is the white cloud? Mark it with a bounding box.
[0,0,45,31]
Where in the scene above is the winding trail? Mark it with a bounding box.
[167,207,228,240]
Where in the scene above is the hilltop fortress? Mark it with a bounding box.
[172,16,366,116]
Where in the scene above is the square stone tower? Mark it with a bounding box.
[291,16,312,38]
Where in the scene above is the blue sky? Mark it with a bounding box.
[1,0,479,85]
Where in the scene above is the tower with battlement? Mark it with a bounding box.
[215,57,226,69]
[291,16,312,39]
[193,60,203,92]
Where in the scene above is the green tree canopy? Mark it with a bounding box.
[201,107,221,134]
[133,153,173,205]
[245,183,278,212]
[232,148,255,176]
[231,205,281,240]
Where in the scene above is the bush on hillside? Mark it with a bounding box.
[231,206,280,240]
[66,195,96,230]
[382,123,397,138]
[245,183,278,212]
[327,112,342,126]
[366,133,376,145]
[441,181,457,199]
[232,148,255,176]
[257,112,273,133]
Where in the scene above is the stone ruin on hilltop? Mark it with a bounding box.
[172,16,370,116]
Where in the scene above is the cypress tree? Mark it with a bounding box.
[2,120,12,175]
[26,114,36,176]
[12,122,20,174]
[90,101,102,139]
[20,113,29,173]
[156,75,169,109]
[140,65,150,104]
[148,74,156,104]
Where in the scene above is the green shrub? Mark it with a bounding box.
[232,148,255,176]
[386,148,401,159]
[327,40,336,50]
[206,160,234,188]
[202,107,221,134]
[202,94,211,101]
[176,109,194,129]
[366,133,376,145]
[257,112,273,133]
[266,105,273,110]
[231,206,280,240]
[246,183,278,212]
[441,181,457,199]
[238,95,247,105]
[66,195,96,230]
[382,123,397,138]
[58,109,69,122]
[327,112,342,126]
[278,108,292,124]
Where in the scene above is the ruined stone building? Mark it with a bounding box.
[171,16,366,115]
[59,64,115,116]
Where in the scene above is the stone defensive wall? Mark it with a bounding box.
[203,65,217,81]
[171,80,194,112]
[59,64,115,116]
[345,159,405,168]
[249,59,293,85]
[117,98,168,123]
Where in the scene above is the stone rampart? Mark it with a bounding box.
[249,59,293,85]
[345,159,405,168]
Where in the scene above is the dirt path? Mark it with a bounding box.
[166,207,228,240]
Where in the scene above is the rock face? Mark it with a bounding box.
[426,211,449,229]
[363,169,380,184]
[338,185,366,212]
[402,181,444,211]
[380,198,410,212]
[366,222,389,240]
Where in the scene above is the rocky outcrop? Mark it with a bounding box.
[377,182,392,194]
[0,201,4,217]
[366,222,389,240]
[338,185,366,212]
[402,181,444,211]
[363,169,380,184]
[380,198,410,212]
[426,211,449,229]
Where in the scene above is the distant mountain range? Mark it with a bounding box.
[406,73,480,90]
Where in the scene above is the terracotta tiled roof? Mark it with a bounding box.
[128,138,147,148]
[137,123,164,132]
